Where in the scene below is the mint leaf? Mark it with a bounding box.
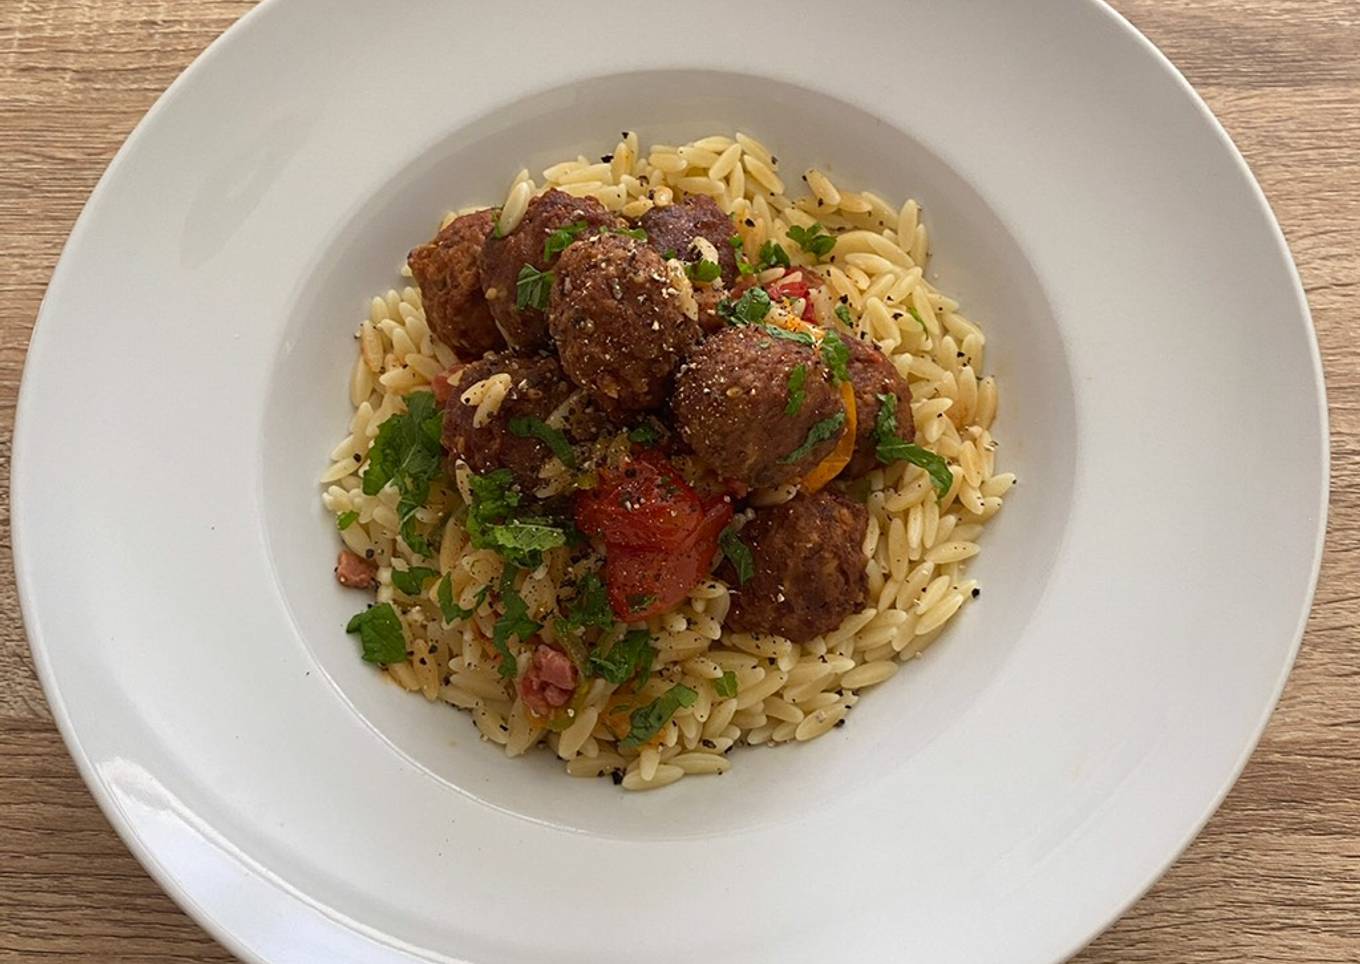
[757,241,790,271]
[784,364,807,415]
[820,330,851,384]
[543,220,589,261]
[587,629,655,685]
[483,520,567,568]
[779,411,847,464]
[515,264,554,311]
[345,603,406,665]
[391,565,438,595]
[492,587,539,679]
[834,303,854,328]
[558,572,613,633]
[719,523,754,585]
[620,684,698,748]
[361,392,444,522]
[437,574,486,624]
[717,287,772,326]
[686,259,721,284]
[628,421,662,445]
[611,226,648,241]
[336,510,359,531]
[714,670,738,698]
[786,223,836,258]
[873,393,952,497]
[508,415,576,468]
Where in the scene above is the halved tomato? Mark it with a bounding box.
[603,497,733,621]
[575,450,704,549]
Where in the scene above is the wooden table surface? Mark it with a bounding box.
[2,1,1357,960]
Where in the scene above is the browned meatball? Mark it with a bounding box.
[478,190,620,351]
[640,196,740,284]
[441,353,596,490]
[673,326,847,488]
[548,233,701,416]
[407,210,505,359]
[842,334,914,479]
[723,490,869,642]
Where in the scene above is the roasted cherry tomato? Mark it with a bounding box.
[575,450,704,550]
[603,497,733,621]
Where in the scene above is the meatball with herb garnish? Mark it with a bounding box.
[406,209,506,360]
[439,353,596,491]
[672,324,847,489]
[478,189,621,352]
[722,489,869,643]
[548,232,702,416]
[641,195,741,285]
[842,333,914,479]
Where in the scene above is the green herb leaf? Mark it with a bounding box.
[719,524,755,585]
[542,219,589,261]
[345,603,407,665]
[587,629,655,685]
[737,257,756,276]
[557,571,613,634]
[515,264,554,311]
[391,565,439,596]
[728,234,743,250]
[627,421,662,445]
[820,330,851,384]
[834,303,854,327]
[620,684,698,748]
[714,671,739,699]
[336,510,359,531]
[786,223,836,258]
[906,306,930,334]
[873,393,953,497]
[437,574,486,624]
[717,286,772,326]
[779,411,847,464]
[492,587,540,679]
[483,520,567,568]
[757,240,790,271]
[508,415,576,468]
[686,259,721,284]
[361,392,444,523]
[784,363,808,415]
[625,593,656,614]
[400,515,433,558]
[611,226,648,241]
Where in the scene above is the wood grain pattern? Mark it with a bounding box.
[1,1,1356,960]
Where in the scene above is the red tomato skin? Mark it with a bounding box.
[604,498,733,621]
[575,451,703,549]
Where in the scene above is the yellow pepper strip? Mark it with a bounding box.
[799,380,857,494]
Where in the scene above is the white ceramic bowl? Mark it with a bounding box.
[13,1,1326,960]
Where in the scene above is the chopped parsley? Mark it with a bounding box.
[686,259,721,284]
[465,468,568,567]
[820,330,851,384]
[437,575,486,624]
[611,226,648,241]
[717,286,772,325]
[336,510,358,531]
[757,240,790,271]
[345,603,406,665]
[508,415,576,468]
[719,523,755,585]
[542,219,589,261]
[786,222,836,258]
[784,363,808,415]
[780,411,847,464]
[361,391,444,551]
[619,683,698,748]
[714,671,739,699]
[491,581,539,679]
[834,303,854,327]
[390,565,439,596]
[587,629,655,685]
[873,393,953,497]
[515,264,554,311]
